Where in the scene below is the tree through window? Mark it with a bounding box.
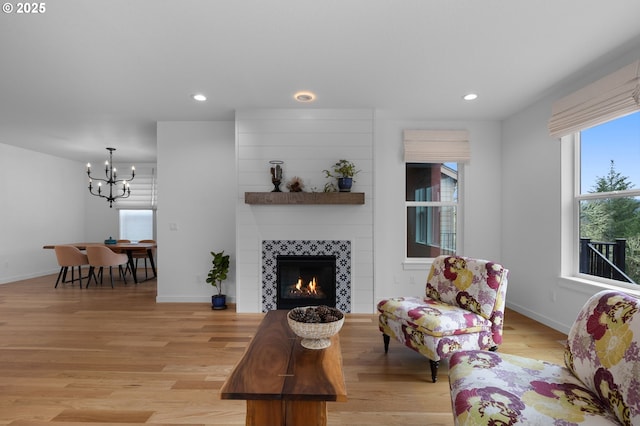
[578,111,640,284]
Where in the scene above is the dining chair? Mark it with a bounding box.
[115,239,133,276]
[133,239,156,280]
[86,246,129,288]
[53,245,89,288]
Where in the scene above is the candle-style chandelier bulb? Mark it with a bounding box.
[87,147,135,208]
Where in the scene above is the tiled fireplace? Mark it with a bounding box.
[262,240,352,312]
[236,108,373,313]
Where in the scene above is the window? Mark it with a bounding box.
[554,59,639,289]
[119,210,154,242]
[573,111,640,285]
[406,163,459,259]
[403,129,468,261]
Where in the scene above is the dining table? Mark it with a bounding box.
[43,242,157,284]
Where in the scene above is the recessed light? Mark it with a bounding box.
[294,91,316,102]
[192,94,207,102]
[463,93,478,101]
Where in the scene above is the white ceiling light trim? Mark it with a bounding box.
[294,91,316,102]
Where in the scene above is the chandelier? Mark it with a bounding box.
[87,147,135,208]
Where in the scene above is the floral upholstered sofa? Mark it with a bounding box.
[449,290,640,425]
[378,255,509,382]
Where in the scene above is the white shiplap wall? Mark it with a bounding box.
[235,109,374,313]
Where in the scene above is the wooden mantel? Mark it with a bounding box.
[245,192,365,205]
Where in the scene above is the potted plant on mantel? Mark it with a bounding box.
[206,250,230,310]
[323,159,360,192]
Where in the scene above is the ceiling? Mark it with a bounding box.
[2,0,640,163]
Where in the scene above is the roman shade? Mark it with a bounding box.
[403,130,470,163]
[115,164,157,209]
[549,59,640,138]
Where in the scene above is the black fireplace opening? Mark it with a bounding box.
[276,255,337,310]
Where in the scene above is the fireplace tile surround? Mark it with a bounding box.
[262,240,352,313]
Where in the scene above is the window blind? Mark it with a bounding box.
[403,130,470,163]
[549,59,640,138]
[115,164,157,209]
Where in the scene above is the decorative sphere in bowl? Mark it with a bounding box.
[287,306,345,350]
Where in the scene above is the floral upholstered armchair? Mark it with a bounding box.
[449,290,640,425]
[377,255,509,382]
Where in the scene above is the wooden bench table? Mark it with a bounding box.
[220,310,347,426]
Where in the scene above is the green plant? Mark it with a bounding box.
[323,159,360,179]
[206,250,230,295]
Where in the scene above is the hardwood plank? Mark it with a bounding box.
[0,274,567,425]
[52,409,153,423]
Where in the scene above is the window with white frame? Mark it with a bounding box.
[403,130,468,260]
[115,164,157,242]
[552,59,640,287]
[573,111,640,285]
[406,163,459,258]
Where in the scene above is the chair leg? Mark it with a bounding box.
[90,267,105,286]
[55,267,65,288]
[383,334,390,353]
[108,266,115,288]
[77,265,83,288]
[429,360,439,383]
[86,266,95,287]
[119,265,127,284]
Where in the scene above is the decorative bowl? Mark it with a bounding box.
[287,306,345,350]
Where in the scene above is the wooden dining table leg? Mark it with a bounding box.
[146,248,157,278]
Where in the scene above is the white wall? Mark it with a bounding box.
[373,117,504,304]
[0,143,86,283]
[156,121,236,303]
[84,185,120,242]
[235,109,374,313]
[501,45,640,333]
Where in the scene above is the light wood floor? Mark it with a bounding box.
[0,273,568,425]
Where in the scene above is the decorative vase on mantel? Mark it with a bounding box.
[323,159,360,194]
[337,177,353,192]
[270,160,284,192]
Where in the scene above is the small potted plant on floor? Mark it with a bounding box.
[323,159,360,192]
[206,250,230,310]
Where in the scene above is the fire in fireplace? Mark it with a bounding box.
[276,255,337,309]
